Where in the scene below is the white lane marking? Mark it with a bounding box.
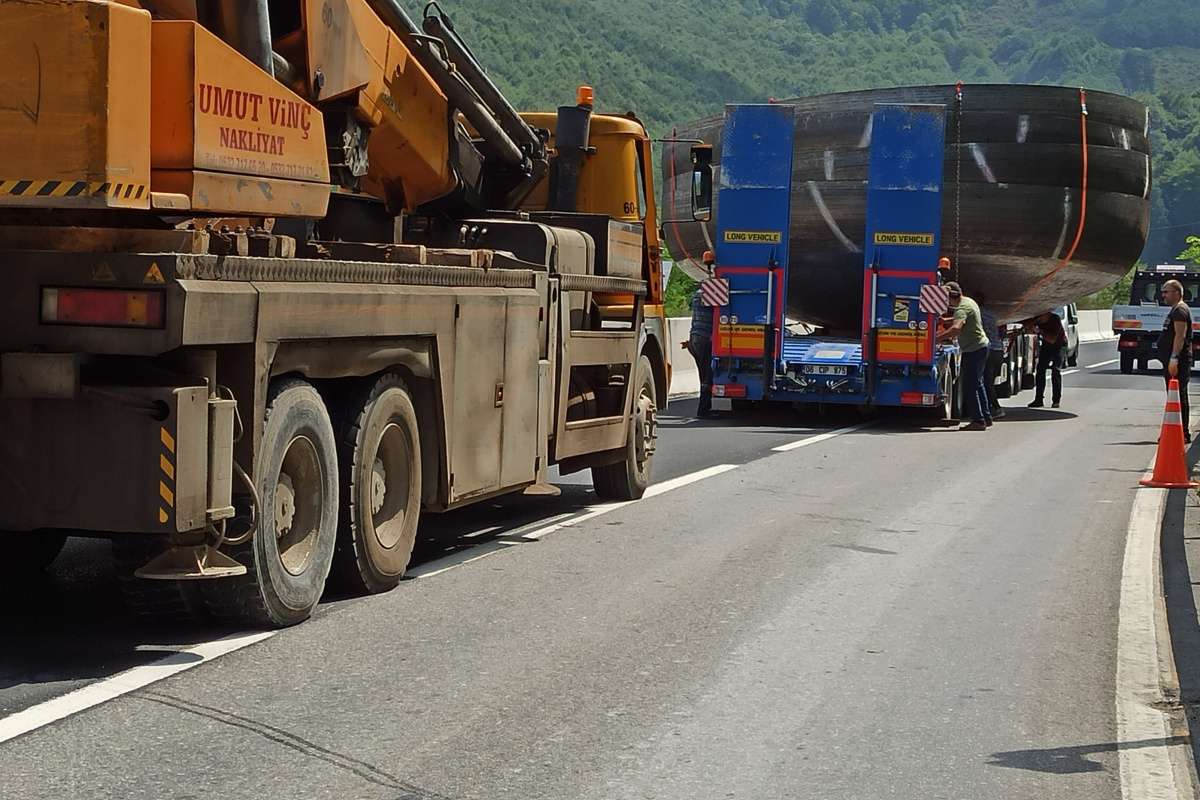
[407,539,520,579]
[462,525,503,539]
[1087,358,1120,369]
[644,464,740,498]
[521,464,739,541]
[1061,369,1080,376]
[1116,470,1193,799]
[0,631,274,746]
[772,421,876,452]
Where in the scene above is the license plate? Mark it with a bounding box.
[802,364,848,376]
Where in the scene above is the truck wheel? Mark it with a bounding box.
[1120,353,1134,374]
[997,357,1012,399]
[112,536,207,623]
[929,365,954,421]
[950,364,962,420]
[330,374,422,596]
[203,379,339,628]
[1020,364,1036,391]
[593,355,657,501]
[3,532,68,574]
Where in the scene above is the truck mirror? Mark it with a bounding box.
[690,145,713,222]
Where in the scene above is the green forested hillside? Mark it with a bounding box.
[409,0,1200,267]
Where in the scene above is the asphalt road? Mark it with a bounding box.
[0,340,1184,799]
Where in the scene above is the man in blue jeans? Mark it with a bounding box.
[936,281,992,431]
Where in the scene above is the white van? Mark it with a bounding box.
[1057,303,1080,366]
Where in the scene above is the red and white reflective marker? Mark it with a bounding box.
[700,277,730,307]
[919,283,950,315]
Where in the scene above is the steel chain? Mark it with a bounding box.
[954,83,963,284]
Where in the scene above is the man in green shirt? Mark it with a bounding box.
[936,281,992,430]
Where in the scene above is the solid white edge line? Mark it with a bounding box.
[0,631,274,746]
[1087,358,1121,369]
[1116,467,1193,800]
[772,421,876,452]
[1061,368,1080,376]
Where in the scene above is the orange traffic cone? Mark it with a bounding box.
[1140,378,1197,489]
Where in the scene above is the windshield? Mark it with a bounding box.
[1131,278,1200,305]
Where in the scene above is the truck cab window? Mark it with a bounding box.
[634,146,648,220]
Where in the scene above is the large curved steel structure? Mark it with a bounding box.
[661,84,1151,328]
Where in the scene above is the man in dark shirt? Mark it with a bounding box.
[1158,278,1193,442]
[686,283,715,418]
[1028,310,1067,408]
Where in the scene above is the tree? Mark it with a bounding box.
[1179,236,1200,268]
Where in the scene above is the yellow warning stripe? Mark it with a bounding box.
[159,425,175,526]
[0,180,147,200]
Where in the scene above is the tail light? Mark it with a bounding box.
[901,391,937,406]
[41,288,165,329]
[713,383,747,398]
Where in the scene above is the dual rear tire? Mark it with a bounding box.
[329,375,422,596]
[204,376,424,627]
[203,380,341,628]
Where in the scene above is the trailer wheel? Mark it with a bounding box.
[1020,361,1036,391]
[929,365,954,421]
[993,359,1012,400]
[1120,353,1134,374]
[203,379,339,628]
[330,374,422,596]
[112,536,207,623]
[593,355,657,501]
[3,532,68,574]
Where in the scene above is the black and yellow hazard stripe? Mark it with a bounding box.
[0,179,147,200]
[159,426,176,526]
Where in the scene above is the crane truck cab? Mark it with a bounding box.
[518,109,671,405]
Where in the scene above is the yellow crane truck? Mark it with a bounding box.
[0,0,670,627]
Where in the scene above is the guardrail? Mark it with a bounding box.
[668,318,699,397]
[1079,310,1115,343]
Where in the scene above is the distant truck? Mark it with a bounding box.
[1113,265,1200,373]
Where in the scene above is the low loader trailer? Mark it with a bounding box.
[689,103,962,417]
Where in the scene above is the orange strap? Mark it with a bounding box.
[1059,88,1089,267]
[1011,88,1090,317]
